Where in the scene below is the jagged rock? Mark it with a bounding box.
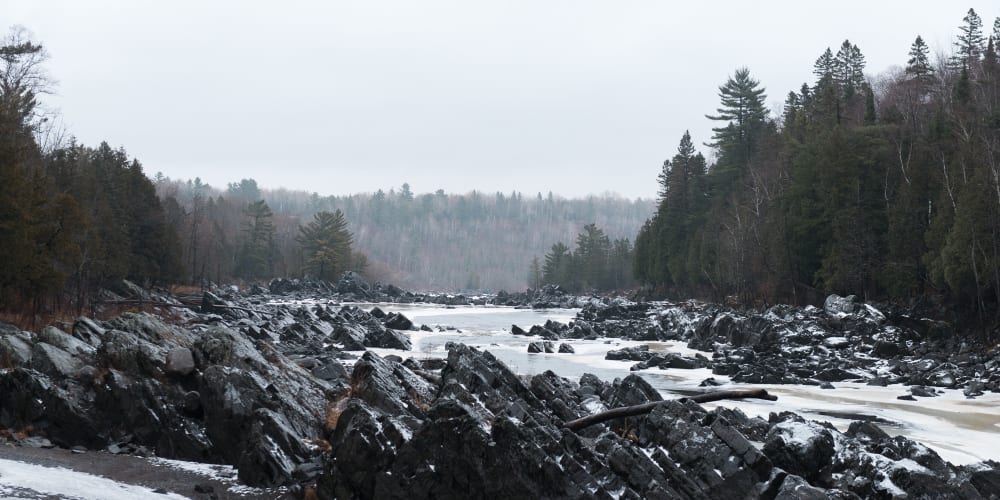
[511,324,528,336]
[763,417,835,484]
[37,326,96,357]
[558,343,575,353]
[383,312,413,331]
[606,345,653,361]
[0,331,33,366]
[824,294,858,316]
[31,343,84,379]
[237,408,315,487]
[910,385,939,397]
[71,317,105,346]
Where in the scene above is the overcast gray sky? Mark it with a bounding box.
[5,1,999,199]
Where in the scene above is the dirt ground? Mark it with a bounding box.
[0,442,295,500]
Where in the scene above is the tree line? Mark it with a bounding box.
[155,177,652,292]
[0,27,363,318]
[635,8,1000,326]
[532,224,634,293]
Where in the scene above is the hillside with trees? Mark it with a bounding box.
[635,8,1000,328]
[153,177,653,292]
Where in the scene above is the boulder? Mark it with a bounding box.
[824,294,859,316]
[165,348,196,376]
[383,312,413,331]
[557,343,575,354]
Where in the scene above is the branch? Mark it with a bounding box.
[562,388,777,432]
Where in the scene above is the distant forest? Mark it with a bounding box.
[153,177,651,292]
[635,8,1000,324]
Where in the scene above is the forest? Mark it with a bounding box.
[634,8,1000,325]
[7,7,1000,328]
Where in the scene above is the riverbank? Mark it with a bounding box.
[0,276,997,498]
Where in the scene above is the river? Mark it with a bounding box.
[354,302,1000,466]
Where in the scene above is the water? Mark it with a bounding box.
[352,302,1000,465]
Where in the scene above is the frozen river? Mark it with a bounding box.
[355,302,1000,466]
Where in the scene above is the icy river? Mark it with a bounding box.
[356,302,1000,466]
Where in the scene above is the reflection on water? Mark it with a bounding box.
[353,302,1000,465]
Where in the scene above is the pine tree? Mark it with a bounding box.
[813,48,836,83]
[236,199,275,279]
[906,36,933,80]
[706,68,767,177]
[297,209,354,281]
[954,8,985,69]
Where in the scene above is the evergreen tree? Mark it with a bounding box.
[954,8,985,69]
[236,199,275,279]
[906,35,933,79]
[542,242,573,288]
[297,209,354,281]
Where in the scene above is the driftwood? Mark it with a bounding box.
[562,388,777,432]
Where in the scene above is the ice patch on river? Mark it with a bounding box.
[0,458,189,499]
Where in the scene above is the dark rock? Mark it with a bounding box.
[910,385,938,397]
[763,417,835,485]
[699,377,722,387]
[369,306,386,318]
[511,324,528,336]
[31,342,84,379]
[71,317,106,347]
[383,312,413,331]
[557,343,575,354]
[824,294,858,316]
[897,394,917,401]
[237,408,314,487]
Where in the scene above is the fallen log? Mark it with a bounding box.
[562,388,777,432]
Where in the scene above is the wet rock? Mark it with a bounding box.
[909,385,938,397]
[964,380,985,398]
[763,417,835,485]
[557,343,575,354]
[383,312,413,331]
[606,345,653,361]
[0,332,33,366]
[527,341,555,353]
[31,343,84,379]
[824,294,858,316]
[511,324,528,336]
[237,408,315,487]
[37,326,96,357]
[71,317,106,347]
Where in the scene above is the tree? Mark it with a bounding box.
[906,35,933,80]
[542,242,573,288]
[528,256,543,290]
[953,8,985,69]
[706,67,767,183]
[297,210,354,281]
[236,199,275,279]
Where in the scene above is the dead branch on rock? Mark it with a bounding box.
[562,388,777,432]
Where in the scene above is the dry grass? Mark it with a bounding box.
[303,486,320,500]
[325,395,352,431]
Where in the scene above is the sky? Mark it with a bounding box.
[4,1,1000,199]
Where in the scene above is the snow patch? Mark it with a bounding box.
[0,458,189,500]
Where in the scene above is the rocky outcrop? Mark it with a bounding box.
[317,343,999,499]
